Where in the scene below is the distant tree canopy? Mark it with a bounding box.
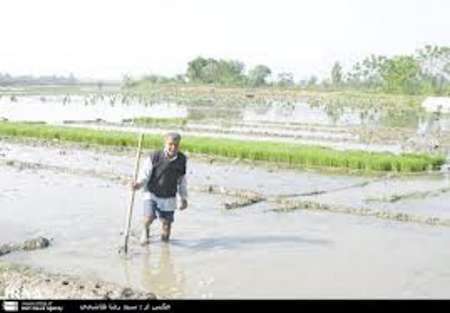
[0,73,78,86]
[248,65,272,87]
[331,62,343,85]
[184,57,275,87]
[345,55,387,89]
[416,45,450,94]
[379,56,421,94]
[186,57,246,85]
[307,75,318,86]
[123,45,450,95]
[343,45,450,95]
[277,72,294,87]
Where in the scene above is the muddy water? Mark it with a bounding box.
[2,166,450,298]
[2,95,450,135]
[2,141,450,298]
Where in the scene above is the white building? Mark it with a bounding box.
[422,97,450,113]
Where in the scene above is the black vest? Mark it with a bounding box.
[147,150,187,198]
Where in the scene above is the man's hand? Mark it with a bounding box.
[130,181,142,191]
[179,199,188,210]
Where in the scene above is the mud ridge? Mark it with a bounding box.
[272,198,450,227]
[0,261,156,299]
[0,237,51,257]
[365,186,450,203]
[2,158,449,227]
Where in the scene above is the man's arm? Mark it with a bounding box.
[131,156,153,190]
[177,175,188,210]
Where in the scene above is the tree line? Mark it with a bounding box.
[126,45,450,96]
[0,73,78,86]
[331,45,450,95]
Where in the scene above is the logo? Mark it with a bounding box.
[2,301,19,312]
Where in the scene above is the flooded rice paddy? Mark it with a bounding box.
[1,92,450,298]
[1,139,450,298]
[1,94,450,154]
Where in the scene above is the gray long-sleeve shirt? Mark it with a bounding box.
[136,150,188,212]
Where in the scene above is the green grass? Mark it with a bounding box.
[132,117,187,127]
[0,121,445,173]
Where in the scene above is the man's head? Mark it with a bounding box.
[164,132,181,158]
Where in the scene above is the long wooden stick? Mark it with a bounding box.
[123,133,144,254]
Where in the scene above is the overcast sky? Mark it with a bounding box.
[1,0,449,81]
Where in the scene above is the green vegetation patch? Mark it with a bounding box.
[132,117,187,127]
[0,122,445,173]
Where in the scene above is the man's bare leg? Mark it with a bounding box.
[161,221,172,242]
[141,216,155,245]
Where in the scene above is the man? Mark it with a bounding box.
[131,132,188,244]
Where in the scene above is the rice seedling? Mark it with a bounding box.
[0,122,444,173]
[132,117,188,127]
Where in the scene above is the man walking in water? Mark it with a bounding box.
[131,132,188,244]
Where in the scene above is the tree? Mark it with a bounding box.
[379,55,420,94]
[186,57,246,85]
[416,45,450,94]
[331,62,343,85]
[122,74,135,88]
[277,72,294,87]
[248,65,271,87]
[174,74,186,83]
[201,59,220,83]
[307,75,318,87]
[68,73,77,85]
[216,59,245,85]
[346,55,386,89]
[186,57,208,82]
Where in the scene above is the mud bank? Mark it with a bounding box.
[0,237,156,299]
[273,198,450,227]
[0,237,51,257]
[0,262,156,299]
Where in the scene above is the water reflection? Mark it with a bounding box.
[4,95,450,132]
[138,244,186,298]
[0,96,187,123]
[119,244,186,298]
[243,101,382,126]
[170,235,332,251]
[242,101,450,135]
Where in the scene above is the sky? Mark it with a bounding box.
[0,0,449,81]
